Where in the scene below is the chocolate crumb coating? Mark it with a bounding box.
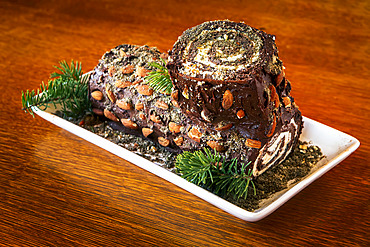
[89,21,303,177]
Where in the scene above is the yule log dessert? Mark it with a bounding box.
[89,20,303,177]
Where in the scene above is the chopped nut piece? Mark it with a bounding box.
[142,128,153,137]
[91,90,103,101]
[171,90,179,101]
[215,123,233,131]
[245,139,261,149]
[222,89,233,110]
[108,66,116,77]
[266,114,277,137]
[160,53,169,60]
[132,79,142,85]
[173,136,184,146]
[136,84,153,96]
[115,80,132,88]
[171,99,180,108]
[104,109,119,122]
[188,127,202,143]
[135,101,144,111]
[135,66,150,77]
[276,69,285,86]
[150,114,162,124]
[119,49,126,57]
[182,87,189,99]
[236,109,245,119]
[158,137,170,147]
[105,86,116,103]
[282,96,291,108]
[116,100,132,110]
[138,112,146,120]
[121,65,135,74]
[269,85,280,108]
[121,118,138,129]
[206,140,226,152]
[169,122,182,133]
[299,143,308,150]
[155,100,169,110]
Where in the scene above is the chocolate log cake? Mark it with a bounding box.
[89,20,303,177]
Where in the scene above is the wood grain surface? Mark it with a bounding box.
[1,0,369,246]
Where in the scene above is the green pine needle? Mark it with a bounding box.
[175,148,256,200]
[21,60,91,119]
[213,159,256,199]
[176,148,222,185]
[51,60,83,82]
[145,58,173,94]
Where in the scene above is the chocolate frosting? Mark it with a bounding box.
[167,20,290,145]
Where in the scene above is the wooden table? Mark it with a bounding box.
[1,0,369,246]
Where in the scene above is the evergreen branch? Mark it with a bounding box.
[145,58,173,94]
[21,60,91,120]
[213,159,256,199]
[51,60,83,82]
[175,148,256,200]
[175,148,221,184]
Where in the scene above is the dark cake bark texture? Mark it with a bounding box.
[89,21,303,176]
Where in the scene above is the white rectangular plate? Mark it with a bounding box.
[32,106,360,222]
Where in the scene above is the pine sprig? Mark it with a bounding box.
[175,148,222,185]
[145,58,173,94]
[175,148,256,200]
[51,60,84,82]
[21,60,91,119]
[213,159,256,199]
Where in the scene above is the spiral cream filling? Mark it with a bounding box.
[253,118,299,177]
[179,29,263,80]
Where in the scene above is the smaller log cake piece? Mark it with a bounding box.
[167,20,303,176]
[89,44,200,153]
